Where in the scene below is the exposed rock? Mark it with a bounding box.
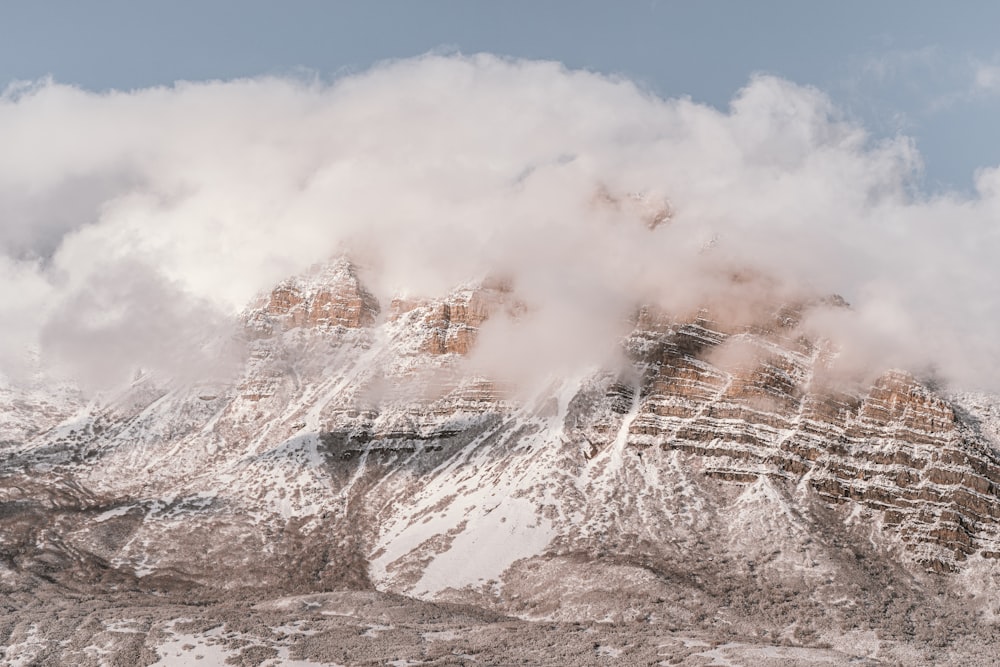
[244,258,380,335]
[621,306,1000,571]
[418,278,517,356]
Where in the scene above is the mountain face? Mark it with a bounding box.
[2,258,1000,665]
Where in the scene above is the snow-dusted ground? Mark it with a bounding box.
[7,589,989,666]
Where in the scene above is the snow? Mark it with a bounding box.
[416,495,554,595]
[150,620,342,667]
[369,447,558,597]
[92,504,138,522]
[2,623,43,667]
[694,642,846,665]
[149,625,235,666]
[422,629,461,641]
[606,382,642,473]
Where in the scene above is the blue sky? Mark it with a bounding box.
[2,1,1000,190]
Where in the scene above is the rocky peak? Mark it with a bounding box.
[411,277,520,356]
[592,185,672,230]
[243,258,380,336]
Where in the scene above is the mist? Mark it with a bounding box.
[1,54,998,392]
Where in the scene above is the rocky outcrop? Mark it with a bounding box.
[418,278,516,356]
[244,258,380,335]
[592,186,673,230]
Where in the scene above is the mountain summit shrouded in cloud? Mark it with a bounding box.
[1,54,998,390]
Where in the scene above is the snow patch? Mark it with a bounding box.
[416,495,554,595]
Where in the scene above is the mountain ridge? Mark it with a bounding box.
[2,257,1000,664]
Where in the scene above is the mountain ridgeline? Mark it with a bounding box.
[2,257,1000,665]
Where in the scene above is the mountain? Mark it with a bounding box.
[2,257,999,666]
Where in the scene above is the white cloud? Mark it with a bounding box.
[845,47,1000,118]
[973,62,1000,93]
[1,54,999,391]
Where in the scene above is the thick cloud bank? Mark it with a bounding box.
[1,54,998,391]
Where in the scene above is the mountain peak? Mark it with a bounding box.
[244,257,380,335]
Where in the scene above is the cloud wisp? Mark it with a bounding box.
[1,54,999,392]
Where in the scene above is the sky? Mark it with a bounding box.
[4,1,1000,190]
[2,3,1000,393]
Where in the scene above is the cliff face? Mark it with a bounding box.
[244,258,380,335]
[614,305,1000,571]
[2,258,1000,656]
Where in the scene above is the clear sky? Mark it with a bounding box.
[2,1,999,189]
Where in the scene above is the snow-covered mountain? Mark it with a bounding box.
[2,257,1000,665]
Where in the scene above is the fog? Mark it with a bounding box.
[1,54,998,391]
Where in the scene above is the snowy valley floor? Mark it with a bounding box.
[2,588,998,666]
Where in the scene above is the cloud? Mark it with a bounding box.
[843,47,1000,122]
[1,54,1000,392]
[973,61,1000,93]
[37,260,242,391]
